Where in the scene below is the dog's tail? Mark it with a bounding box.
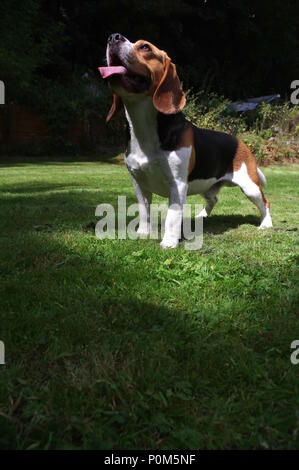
[257,168,267,188]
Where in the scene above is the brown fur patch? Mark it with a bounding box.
[232,140,260,185]
[133,41,185,113]
[152,57,185,114]
[187,130,196,175]
[176,124,195,174]
[133,41,168,94]
[188,143,196,175]
[106,93,123,122]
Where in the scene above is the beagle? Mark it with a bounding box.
[99,33,273,248]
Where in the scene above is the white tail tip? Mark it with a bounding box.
[257,168,267,188]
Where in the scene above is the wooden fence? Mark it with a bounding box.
[0,105,108,147]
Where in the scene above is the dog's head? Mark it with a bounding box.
[99,34,186,122]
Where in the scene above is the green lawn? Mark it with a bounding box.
[0,158,298,450]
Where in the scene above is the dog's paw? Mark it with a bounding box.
[259,213,273,229]
[195,208,208,218]
[160,236,179,249]
[259,220,273,229]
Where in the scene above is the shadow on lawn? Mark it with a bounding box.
[1,179,263,238]
[0,148,125,167]
[0,182,86,194]
[0,220,298,450]
[201,214,260,233]
[0,181,137,235]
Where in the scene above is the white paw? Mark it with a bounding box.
[259,216,273,229]
[195,208,208,218]
[259,220,273,229]
[259,208,273,229]
[160,236,179,249]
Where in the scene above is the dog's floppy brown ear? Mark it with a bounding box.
[106,94,124,122]
[153,56,185,114]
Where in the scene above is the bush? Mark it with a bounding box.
[184,89,299,164]
[184,90,247,134]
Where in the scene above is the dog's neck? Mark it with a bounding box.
[123,95,188,154]
[123,96,160,154]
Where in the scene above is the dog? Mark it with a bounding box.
[99,33,273,248]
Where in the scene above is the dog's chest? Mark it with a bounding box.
[124,101,191,197]
[125,149,173,197]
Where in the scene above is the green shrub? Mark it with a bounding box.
[183,89,299,164]
[184,89,247,134]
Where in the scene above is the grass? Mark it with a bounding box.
[0,157,298,450]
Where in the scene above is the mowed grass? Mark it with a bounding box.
[0,158,298,450]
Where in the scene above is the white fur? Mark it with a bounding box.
[259,207,273,229]
[257,167,267,188]
[222,163,273,228]
[188,177,217,195]
[196,208,208,218]
[122,96,190,248]
[107,38,135,68]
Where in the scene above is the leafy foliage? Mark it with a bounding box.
[0,0,64,101]
[0,1,298,156]
[1,0,299,102]
[184,91,299,163]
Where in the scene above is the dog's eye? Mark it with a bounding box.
[139,43,151,52]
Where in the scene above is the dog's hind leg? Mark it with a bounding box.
[196,183,222,218]
[229,140,273,228]
[233,163,273,229]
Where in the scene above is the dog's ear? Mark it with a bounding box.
[106,94,124,122]
[153,56,185,114]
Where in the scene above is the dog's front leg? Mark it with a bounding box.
[161,181,187,249]
[132,177,152,237]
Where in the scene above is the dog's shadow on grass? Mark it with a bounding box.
[183,214,260,236]
[200,214,260,234]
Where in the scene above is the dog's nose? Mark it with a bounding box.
[108,33,126,44]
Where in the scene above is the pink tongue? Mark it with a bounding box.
[98,66,127,79]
